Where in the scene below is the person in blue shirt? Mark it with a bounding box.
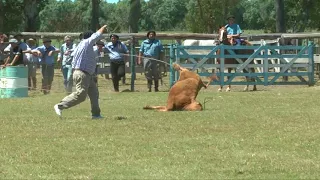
[137,31,164,92]
[105,34,129,92]
[93,40,109,86]
[25,38,39,90]
[225,15,242,46]
[33,38,60,94]
[57,36,77,94]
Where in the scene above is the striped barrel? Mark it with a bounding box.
[0,66,28,98]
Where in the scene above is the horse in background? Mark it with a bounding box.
[216,26,257,92]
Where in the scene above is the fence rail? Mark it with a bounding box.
[170,44,315,87]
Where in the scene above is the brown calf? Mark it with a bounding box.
[143,63,217,111]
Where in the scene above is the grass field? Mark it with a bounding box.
[1,71,320,179]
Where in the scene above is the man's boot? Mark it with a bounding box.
[112,78,119,92]
[147,80,152,92]
[32,77,37,90]
[28,77,31,90]
[154,80,159,92]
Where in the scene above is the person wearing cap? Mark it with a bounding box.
[54,25,108,119]
[225,15,243,46]
[0,34,9,65]
[4,33,29,52]
[105,34,129,92]
[32,38,60,95]
[57,35,77,94]
[138,31,164,92]
[4,33,29,59]
[93,39,109,85]
[25,38,39,90]
[3,38,25,67]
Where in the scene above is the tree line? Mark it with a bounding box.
[0,0,319,34]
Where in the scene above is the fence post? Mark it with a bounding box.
[130,37,136,91]
[219,44,225,87]
[169,44,175,87]
[263,45,269,86]
[308,41,315,86]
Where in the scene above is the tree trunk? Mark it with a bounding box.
[275,0,286,32]
[91,0,100,31]
[196,0,205,33]
[24,0,39,32]
[0,1,4,32]
[128,0,141,33]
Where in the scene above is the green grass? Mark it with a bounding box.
[1,71,320,179]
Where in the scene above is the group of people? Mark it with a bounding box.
[53,28,165,119]
[1,15,242,119]
[0,33,60,94]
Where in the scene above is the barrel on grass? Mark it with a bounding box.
[0,66,28,98]
[0,67,5,98]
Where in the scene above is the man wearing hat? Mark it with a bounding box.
[4,33,29,53]
[32,38,60,94]
[25,38,39,90]
[0,34,9,65]
[93,39,109,85]
[57,35,77,94]
[105,34,129,92]
[225,15,243,45]
[137,31,164,92]
[3,38,25,66]
[54,25,108,119]
[4,33,29,64]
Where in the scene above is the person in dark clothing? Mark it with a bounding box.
[105,34,129,92]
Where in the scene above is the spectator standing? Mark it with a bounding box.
[3,38,25,66]
[137,31,164,92]
[33,38,60,95]
[25,38,39,90]
[57,35,77,94]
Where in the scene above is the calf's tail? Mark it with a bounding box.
[143,105,167,110]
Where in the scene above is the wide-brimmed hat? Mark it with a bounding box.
[227,15,235,20]
[109,34,119,39]
[13,33,22,38]
[147,31,156,37]
[27,38,36,43]
[96,40,105,45]
[42,38,52,43]
[9,38,18,43]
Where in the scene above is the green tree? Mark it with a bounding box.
[241,0,275,32]
[0,1,4,32]
[152,0,187,31]
[275,0,285,32]
[185,0,238,33]
[112,0,130,32]
[24,0,49,32]
[128,0,141,33]
[1,0,24,32]
[39,1,85,32]
[139,0,163,31]
[91,0,101,31]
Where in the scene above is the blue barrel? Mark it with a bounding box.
[0,66,28,98]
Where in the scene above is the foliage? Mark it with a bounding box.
[152,0,187,31]
[285,0,320,32]
[139,0,164,31]
[1,0,24,32]
[185,0,240,33]
[128,0,141,33]
[2,0,320,33]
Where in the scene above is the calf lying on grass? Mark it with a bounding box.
[143,63,218,111]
